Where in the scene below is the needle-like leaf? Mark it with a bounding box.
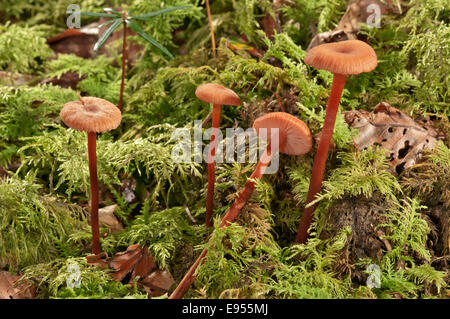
[97,19,116,30]
[104,8,120,15]
[80,11,120,18]
[133,6,191,21]
[94,18,123,51]
[125,20,174,59]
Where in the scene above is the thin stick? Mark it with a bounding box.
[206,0,216,58]
[118,20,127,111]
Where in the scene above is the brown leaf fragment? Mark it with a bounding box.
[48,29,98,58]
[140,270,174,298]
[0,271,35,299]
[307,30,352,51]
[130,246,157,281]
[98,204,124,233]
[86,252,109,268]
[307,0,409,50]
[109,244,143,282]
[344,102,444,175]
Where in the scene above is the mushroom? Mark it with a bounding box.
[195,83,241,227]
[295,40,377,244]
[169,112,312,299]
[60,94,121,255]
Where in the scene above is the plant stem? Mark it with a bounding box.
[118,20,127,111]
[206,0,216,58]
[205,104,221,227]
[169,145,273,299]
[87,131,101,255]
[295,73,347,244]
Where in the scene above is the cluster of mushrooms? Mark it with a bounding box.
[59,39,378,298]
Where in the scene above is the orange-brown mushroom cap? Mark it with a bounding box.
[253,112,312,156]
[195,83,241,106]
[304,40,377,75]
[60,97,122,133]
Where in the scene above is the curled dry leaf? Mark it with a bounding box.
[344,102,444,175]
[108,244,144,282]
[0,271,35,299]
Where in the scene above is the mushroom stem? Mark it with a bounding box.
[87,131,101,255]
[295,73,347,243]
[206,0,216,58]
[205,104,221,227]
[118,20,127,111]
[169,145,273,299]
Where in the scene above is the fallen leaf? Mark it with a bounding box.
[98,204,124,233]
[86,252,109,268]
[140,270,174,298]
[109,244,143,282]
[307,30,351,51]
[344,102,444,175]
[0,271,35,299]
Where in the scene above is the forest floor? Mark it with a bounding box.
[0,0,448,299]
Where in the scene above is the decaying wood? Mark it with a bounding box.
[344,102,444,175]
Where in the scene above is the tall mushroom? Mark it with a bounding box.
[295,40,377,243]
[196,83,241,227]
[169,112,312,299]
[60,95,121,255]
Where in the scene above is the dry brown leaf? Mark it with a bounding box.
[106,244,174,298]
[307,30,351,51]
[0,271,35,299]
[140,270,174,298]
[307,0,408,50]
[85,252,109,268]
[108,244,143,282]
[344,102,444,175]
[130,246,157,281]
[98,204,124,233]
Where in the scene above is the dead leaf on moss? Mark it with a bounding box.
[344,102,444,175]
[109,244,143,282]
[0,271,35,299]
[140,270,174,298]
[98,204,124,233]
[307,0,409,50]
[106,244,173,297]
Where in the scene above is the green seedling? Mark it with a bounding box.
[80,5,191,111]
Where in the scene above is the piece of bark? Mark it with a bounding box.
[0,271,35,299]
[344,102,444,175]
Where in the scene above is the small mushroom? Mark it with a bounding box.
[195,83,241,227]
[295,40,377,244]
[60,94,121,255]
[169,112,312,299]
